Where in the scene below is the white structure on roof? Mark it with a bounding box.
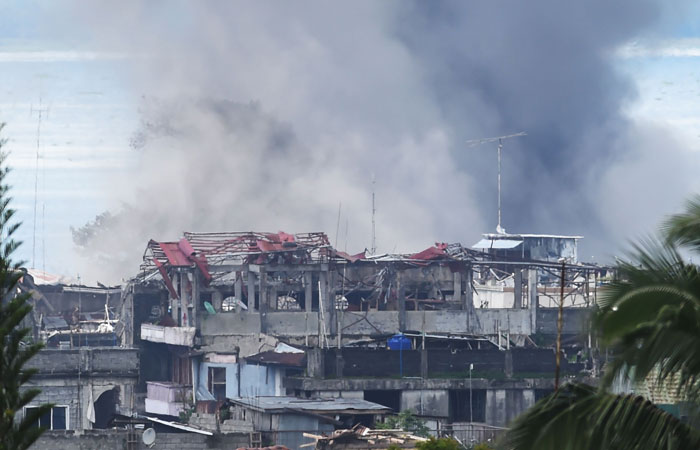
[473,233,582,263]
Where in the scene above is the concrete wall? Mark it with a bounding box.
[536,307,591,335]
[201,312,262,336]
[474,309,532,335]
[323,348,583,379]
[23,349,139,431]
[401,390,449,417]
[484,389,536,426]
[23,378,136,431]
[200,307,591,339]
[27,348,139,376]
[31,430,249,450]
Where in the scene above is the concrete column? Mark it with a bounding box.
[304,272,313,312]
[171,272,179,322]
[504,349,513,378]
[319,271,328,347]
[485,389,507,427]
[234,273,243,308]
[397,272,406,332]
[259,268,268,313]
[259,268,268,334]
[528,269,538,334]
[192,271,199,328]
[420,348,428,379]
[180,271,190,327]
[308,347,325,379]
[513,270,523,308]
[328,270,337,336]
[453,270,462,305]
[247,270,256,312]
[335,351,344,379]
[212,290,223,312]
[464,266,473,311]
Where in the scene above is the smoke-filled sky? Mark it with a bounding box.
[2,1,700,284]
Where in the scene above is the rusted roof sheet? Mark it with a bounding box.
[332,249,366,263]
[244,350,306,367]
[409,243,449,260]
[159,241,191,266]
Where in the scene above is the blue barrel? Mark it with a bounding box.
[387,333,411,350]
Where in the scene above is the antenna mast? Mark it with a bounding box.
[30,96,48,269]
[466,132,526,234]
[371,175,376,255]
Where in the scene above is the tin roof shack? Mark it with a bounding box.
[227,397,391,450]
[189,343,306,425]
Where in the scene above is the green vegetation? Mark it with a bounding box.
[0,124,52,450]
[376,410,431,438]
[415,437,460,450]
[504,195,700,449]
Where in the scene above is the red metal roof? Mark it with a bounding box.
[409,243,449,260]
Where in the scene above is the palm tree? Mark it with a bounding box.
[0,124,52,450]
[504,196,700,450]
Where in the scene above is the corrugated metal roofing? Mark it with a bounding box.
[229,396,391,413]
[472,238,523,249]
[482,233,583,240]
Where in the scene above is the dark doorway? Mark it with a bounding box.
[449,389,486,423]
[364,390,401,412]
[93,388,119,429]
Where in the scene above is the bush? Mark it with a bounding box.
[416,437,461,450]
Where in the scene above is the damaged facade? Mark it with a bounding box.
[20,229,609,449]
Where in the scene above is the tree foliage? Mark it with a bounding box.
[416,437,461,450]
[503,197,700,450]
[376,410,431,437]
[0,124,52,450]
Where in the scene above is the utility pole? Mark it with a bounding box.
[466,132,526,234]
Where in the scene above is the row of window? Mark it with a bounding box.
[25,406,69,430]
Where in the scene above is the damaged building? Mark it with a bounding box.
[14,228,609,449]
[112,229,607,447]
[15,270,139,434]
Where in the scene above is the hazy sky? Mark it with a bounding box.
[2,1,700,283]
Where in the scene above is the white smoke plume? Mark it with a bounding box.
[57,1,698,283]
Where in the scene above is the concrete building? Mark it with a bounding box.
[13,229,607,448]
[23,348,139,431]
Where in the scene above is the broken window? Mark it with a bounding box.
[208,367,227,401]
[26,405,68,430]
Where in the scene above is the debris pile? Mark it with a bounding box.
[304,425,428,450]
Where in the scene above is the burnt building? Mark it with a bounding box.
[116,229,606,447]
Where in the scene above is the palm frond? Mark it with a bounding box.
[503,383,700,450]
[663,194,700,254]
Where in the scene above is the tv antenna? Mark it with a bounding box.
[466,131,526,234]
[370,174,376,255]
[30,96,49,269]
